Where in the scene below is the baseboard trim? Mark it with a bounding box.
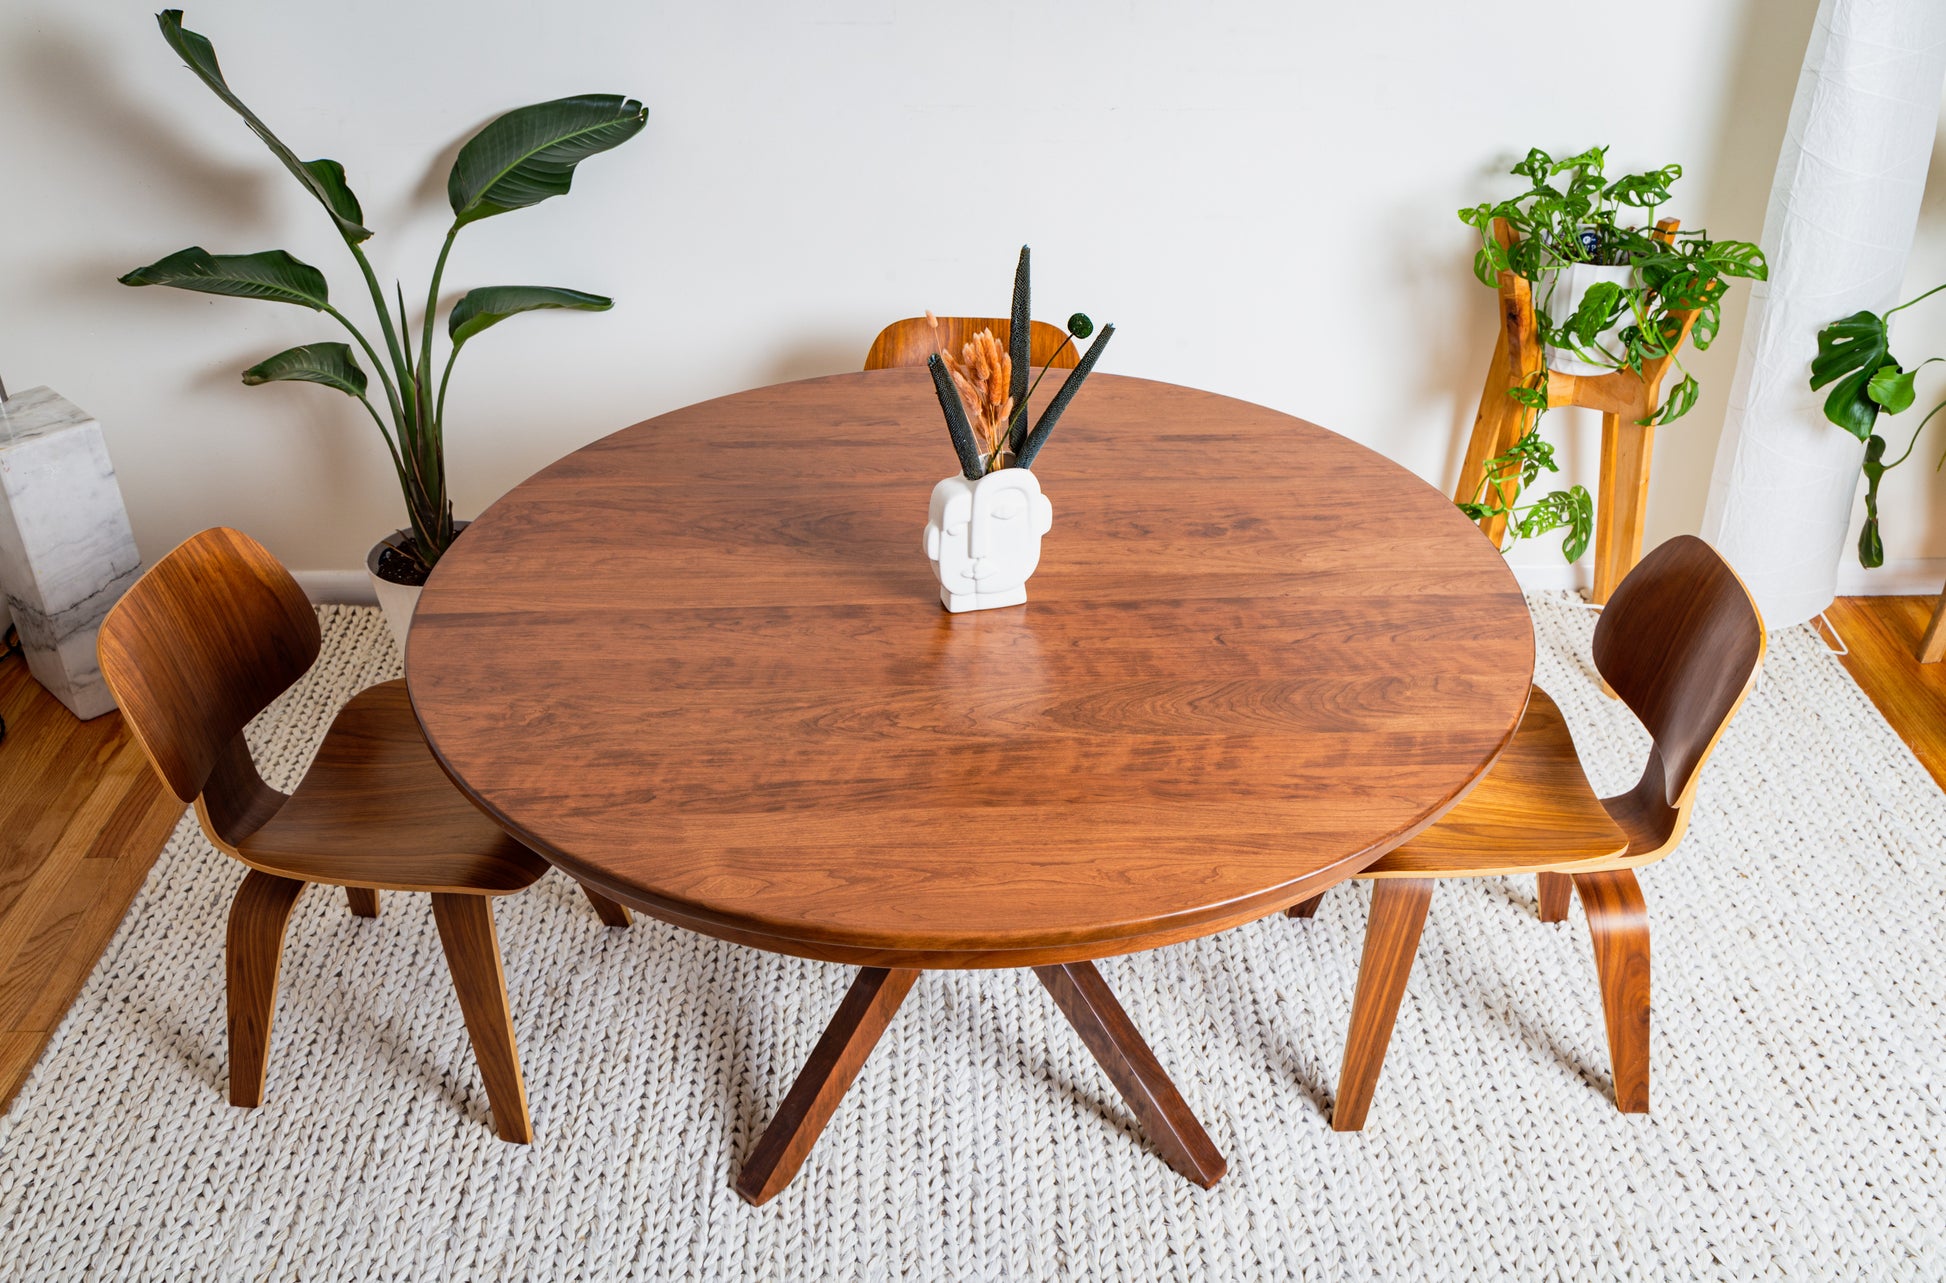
[1834,559,1946,597]
[294,570,376,606]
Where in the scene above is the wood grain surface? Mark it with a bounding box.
[1361,687,1628,877]
[409,370,1534,968]
[0,645,184,1116]
[1033,960,1227,1186]
[1331,877,1434,1132]
[734,965,919,1205]
[1824,596,1946,787]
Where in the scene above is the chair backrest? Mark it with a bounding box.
[97,527,320,810]
[1593,535,1765,847]
[864,317,1080,372]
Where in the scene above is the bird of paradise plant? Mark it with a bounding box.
[120,10,648,577]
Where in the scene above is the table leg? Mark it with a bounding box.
[1033,961,1227,1188]
[735,966,920,1206]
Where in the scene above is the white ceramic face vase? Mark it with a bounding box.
[923,469,1054,613]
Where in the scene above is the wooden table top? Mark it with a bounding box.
[409,370,1534,968]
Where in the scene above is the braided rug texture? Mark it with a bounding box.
[0,598,1941,1280]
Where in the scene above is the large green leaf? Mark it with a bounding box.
[1513,486,1594,563]
[241,342,366,397]
[1869,363,1919,415]
[119,247,330,308]
[1564,281,1625,347]
[447,285,612,347]
[1809,309,1896,440]
[156,11,371,242]
[447,95,647,226]
[1702,238,1767,280]
[1646,372,1699,426]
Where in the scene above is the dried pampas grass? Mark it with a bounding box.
[930,313,1015,466]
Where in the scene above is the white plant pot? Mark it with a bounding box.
[366,522,467,656]
[366,530,424,656]
[1537,263,1636,377]
[923,469,1054,613]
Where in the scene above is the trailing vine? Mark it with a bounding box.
[1455,371,1594,562]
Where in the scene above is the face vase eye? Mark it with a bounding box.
[991,491,1027,520]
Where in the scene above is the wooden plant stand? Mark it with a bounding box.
[1453,218,1699,605]
[1918,597,1946,663]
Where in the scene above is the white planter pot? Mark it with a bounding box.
[923,469,1054,613]
[1537,263,1636,377]
[366,522,467,656]
[366,530,424,656]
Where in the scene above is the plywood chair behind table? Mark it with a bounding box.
[863,317,1080,372]
[96,527,633,1144]
[1289,535,1765,1130]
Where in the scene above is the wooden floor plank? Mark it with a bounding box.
[0,739,154,981]
[0,652,184,1116]
[8,815,176,1034]
[1822,596,1946,792]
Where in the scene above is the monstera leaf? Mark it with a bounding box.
[156,11,371,242]
[241,342,366,397]
[119,247,330,309]
[1810,309,1898,441]
[447,286,612,348]
[447,95,648,226]
[1867,363,1920,415]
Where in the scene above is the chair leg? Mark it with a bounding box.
[1333,879,1434,1132]
[1574,868,1649,1113]
[227,870,307,1108]
[430,893,533,1144]
[577,882,632,928]
[1537,872,1572,923]
[1286,893,1325,920]
[345,887,380,918]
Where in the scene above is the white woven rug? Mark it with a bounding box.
[2,597,1943,1280]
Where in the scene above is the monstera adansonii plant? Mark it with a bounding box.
[121,10,648,576]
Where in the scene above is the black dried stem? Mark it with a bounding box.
[1008,245,1031,456]
[1015,323,1114,470]
[928,353,985,479]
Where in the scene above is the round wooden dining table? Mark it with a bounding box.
[408,368,1534,1204]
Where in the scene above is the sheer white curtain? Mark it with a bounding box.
[1702,0,1946,628]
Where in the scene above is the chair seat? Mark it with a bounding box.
[235,680,549,894]
[1363,686,1628,878]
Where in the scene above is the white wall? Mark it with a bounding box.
[0,0,1840,590]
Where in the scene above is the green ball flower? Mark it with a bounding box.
[1068,313,1094,339]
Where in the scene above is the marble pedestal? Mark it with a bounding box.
[0,387,142,720]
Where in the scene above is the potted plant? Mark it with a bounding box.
[1455,146,1766,560]
[120,11,648,648]
[1810,282,1946,567]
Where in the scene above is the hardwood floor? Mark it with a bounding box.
[0,650,184,1114]
[0,593,1937,1125]
[1821,597,1946,792]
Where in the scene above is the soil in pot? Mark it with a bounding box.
[374,542,432,587]
[371,521,468,588]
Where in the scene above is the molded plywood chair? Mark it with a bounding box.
[1289,535,1764,1130]
[864,316,1080,372]
[97,527,632,1144]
